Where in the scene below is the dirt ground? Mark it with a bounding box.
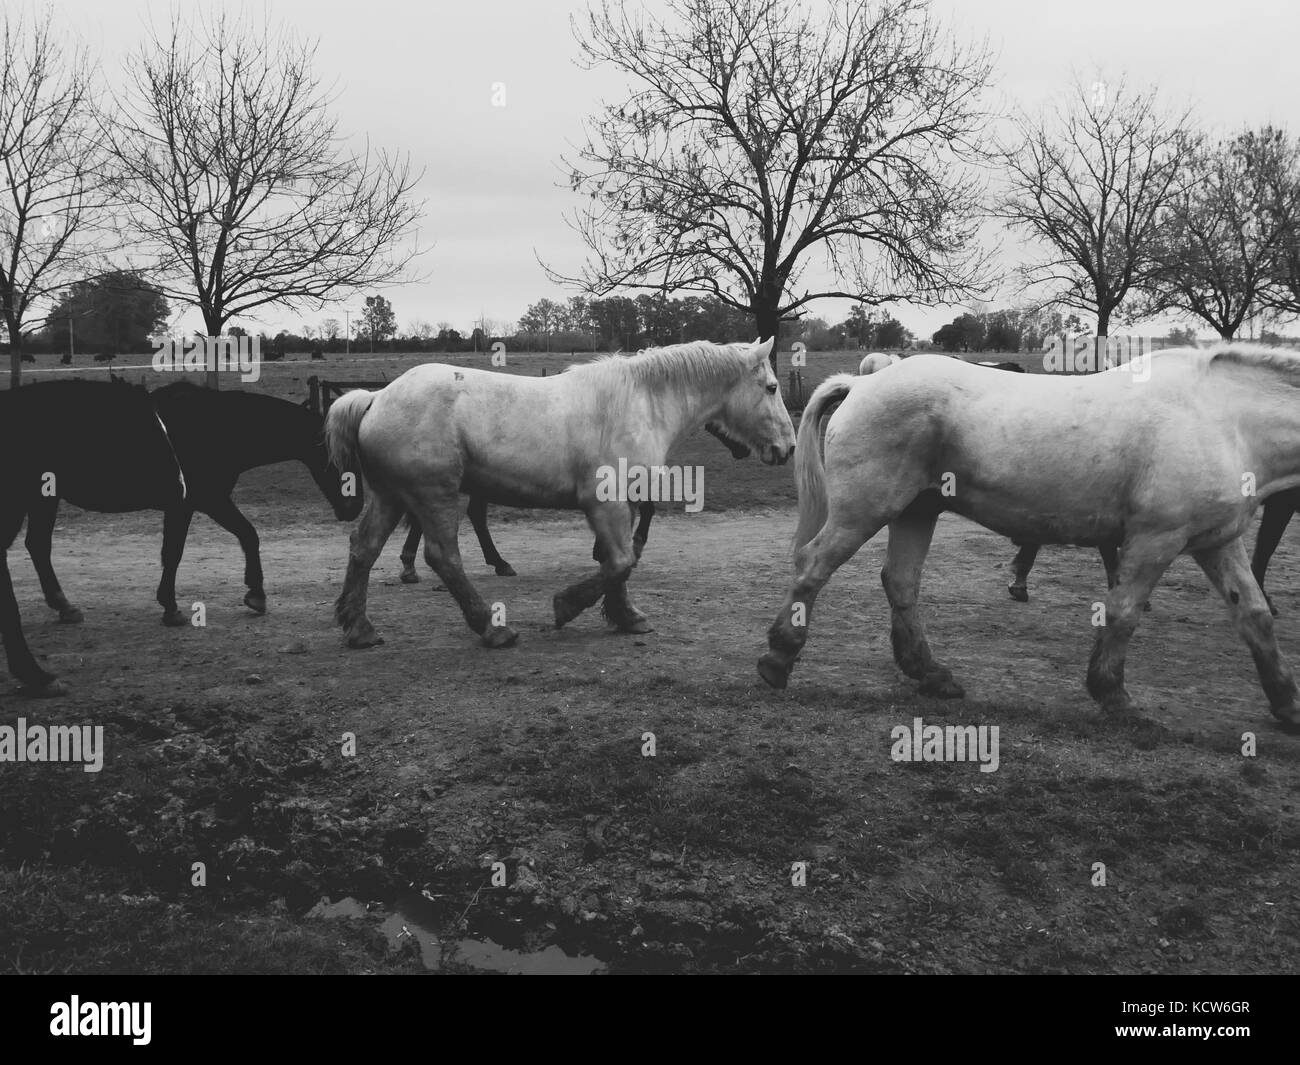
[2,468,1298,973]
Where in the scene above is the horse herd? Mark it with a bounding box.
[2,337,1300,733]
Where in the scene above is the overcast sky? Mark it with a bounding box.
[43,0,1300,340]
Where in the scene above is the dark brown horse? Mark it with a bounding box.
[1,380,359,694]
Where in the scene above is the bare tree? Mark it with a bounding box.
[107,10,425,349]
[1142,128,1298,339]
[1254,129,1300,319]
[321,317,340,340]
[1000,76,1198,338]
[551,0,995,351]
[0,8,112,385]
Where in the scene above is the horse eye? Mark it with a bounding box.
[766,383,777,394]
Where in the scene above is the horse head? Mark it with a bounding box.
[706,337,796,466]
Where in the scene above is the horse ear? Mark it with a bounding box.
[753,337,774,363]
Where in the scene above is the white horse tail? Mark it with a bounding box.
[794,372,857,550]
[325,389,376,473]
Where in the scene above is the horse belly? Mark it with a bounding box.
[462,467,580,510]
[944,483,1124,546]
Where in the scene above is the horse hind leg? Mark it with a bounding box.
[758,515,876,689]
[24,497,82,623]
[1086,534,1180,715]
[1098,542,1148,611]
[882,498,962,697]
[1195,538,1300,730]
[1008,542,1038,602]
[337,491,405,648]
[414,493,517,648]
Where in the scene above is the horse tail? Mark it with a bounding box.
[794,373,857,550]
[325,389,376,473]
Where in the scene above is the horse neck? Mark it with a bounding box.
[632,369,734,451]
[1228,371,1300,492]
[211,399,323,474]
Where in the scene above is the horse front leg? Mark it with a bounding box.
[157,506,194,626]
[24,496,82,623]
[200,497,266,615]
[399,514,423,583]
[557,502,639,630]
[1252,491,1296,616]
[468,494,516,576]
[0,508,62,695]
[1196,538,1300,730]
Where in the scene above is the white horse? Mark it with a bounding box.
[858,352,899,375]
[327,338,795,649]
[758,345,1300,730]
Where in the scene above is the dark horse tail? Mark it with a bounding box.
[325,389,376,476]
[793,373,857,551]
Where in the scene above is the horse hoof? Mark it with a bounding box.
[919,673,964,698]
[616,617,654,634]
[757,653,790,689]
[162,610,187,627]
[495,564,518,577]
[19,677,68,698]
[1268,703,1300,731]
[481,625,519,649]
[1007,585,1028,603]
[244,593,267,615]
[1099,693,1136,717]
[58,608,84,625]
[400,570,420,584]
[346,624,385,649]
[553,595,583,629]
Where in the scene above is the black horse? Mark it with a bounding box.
[1250,486,1300,615]
[0,379,360,694]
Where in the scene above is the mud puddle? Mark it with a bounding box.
[308,895,607,974]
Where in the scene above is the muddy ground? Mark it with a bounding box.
[1,350,1297,973]
[2,482,1298,972]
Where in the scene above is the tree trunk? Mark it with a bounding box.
[755,301,781,370]
[203,311,224,389]
[6,315,22,388]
